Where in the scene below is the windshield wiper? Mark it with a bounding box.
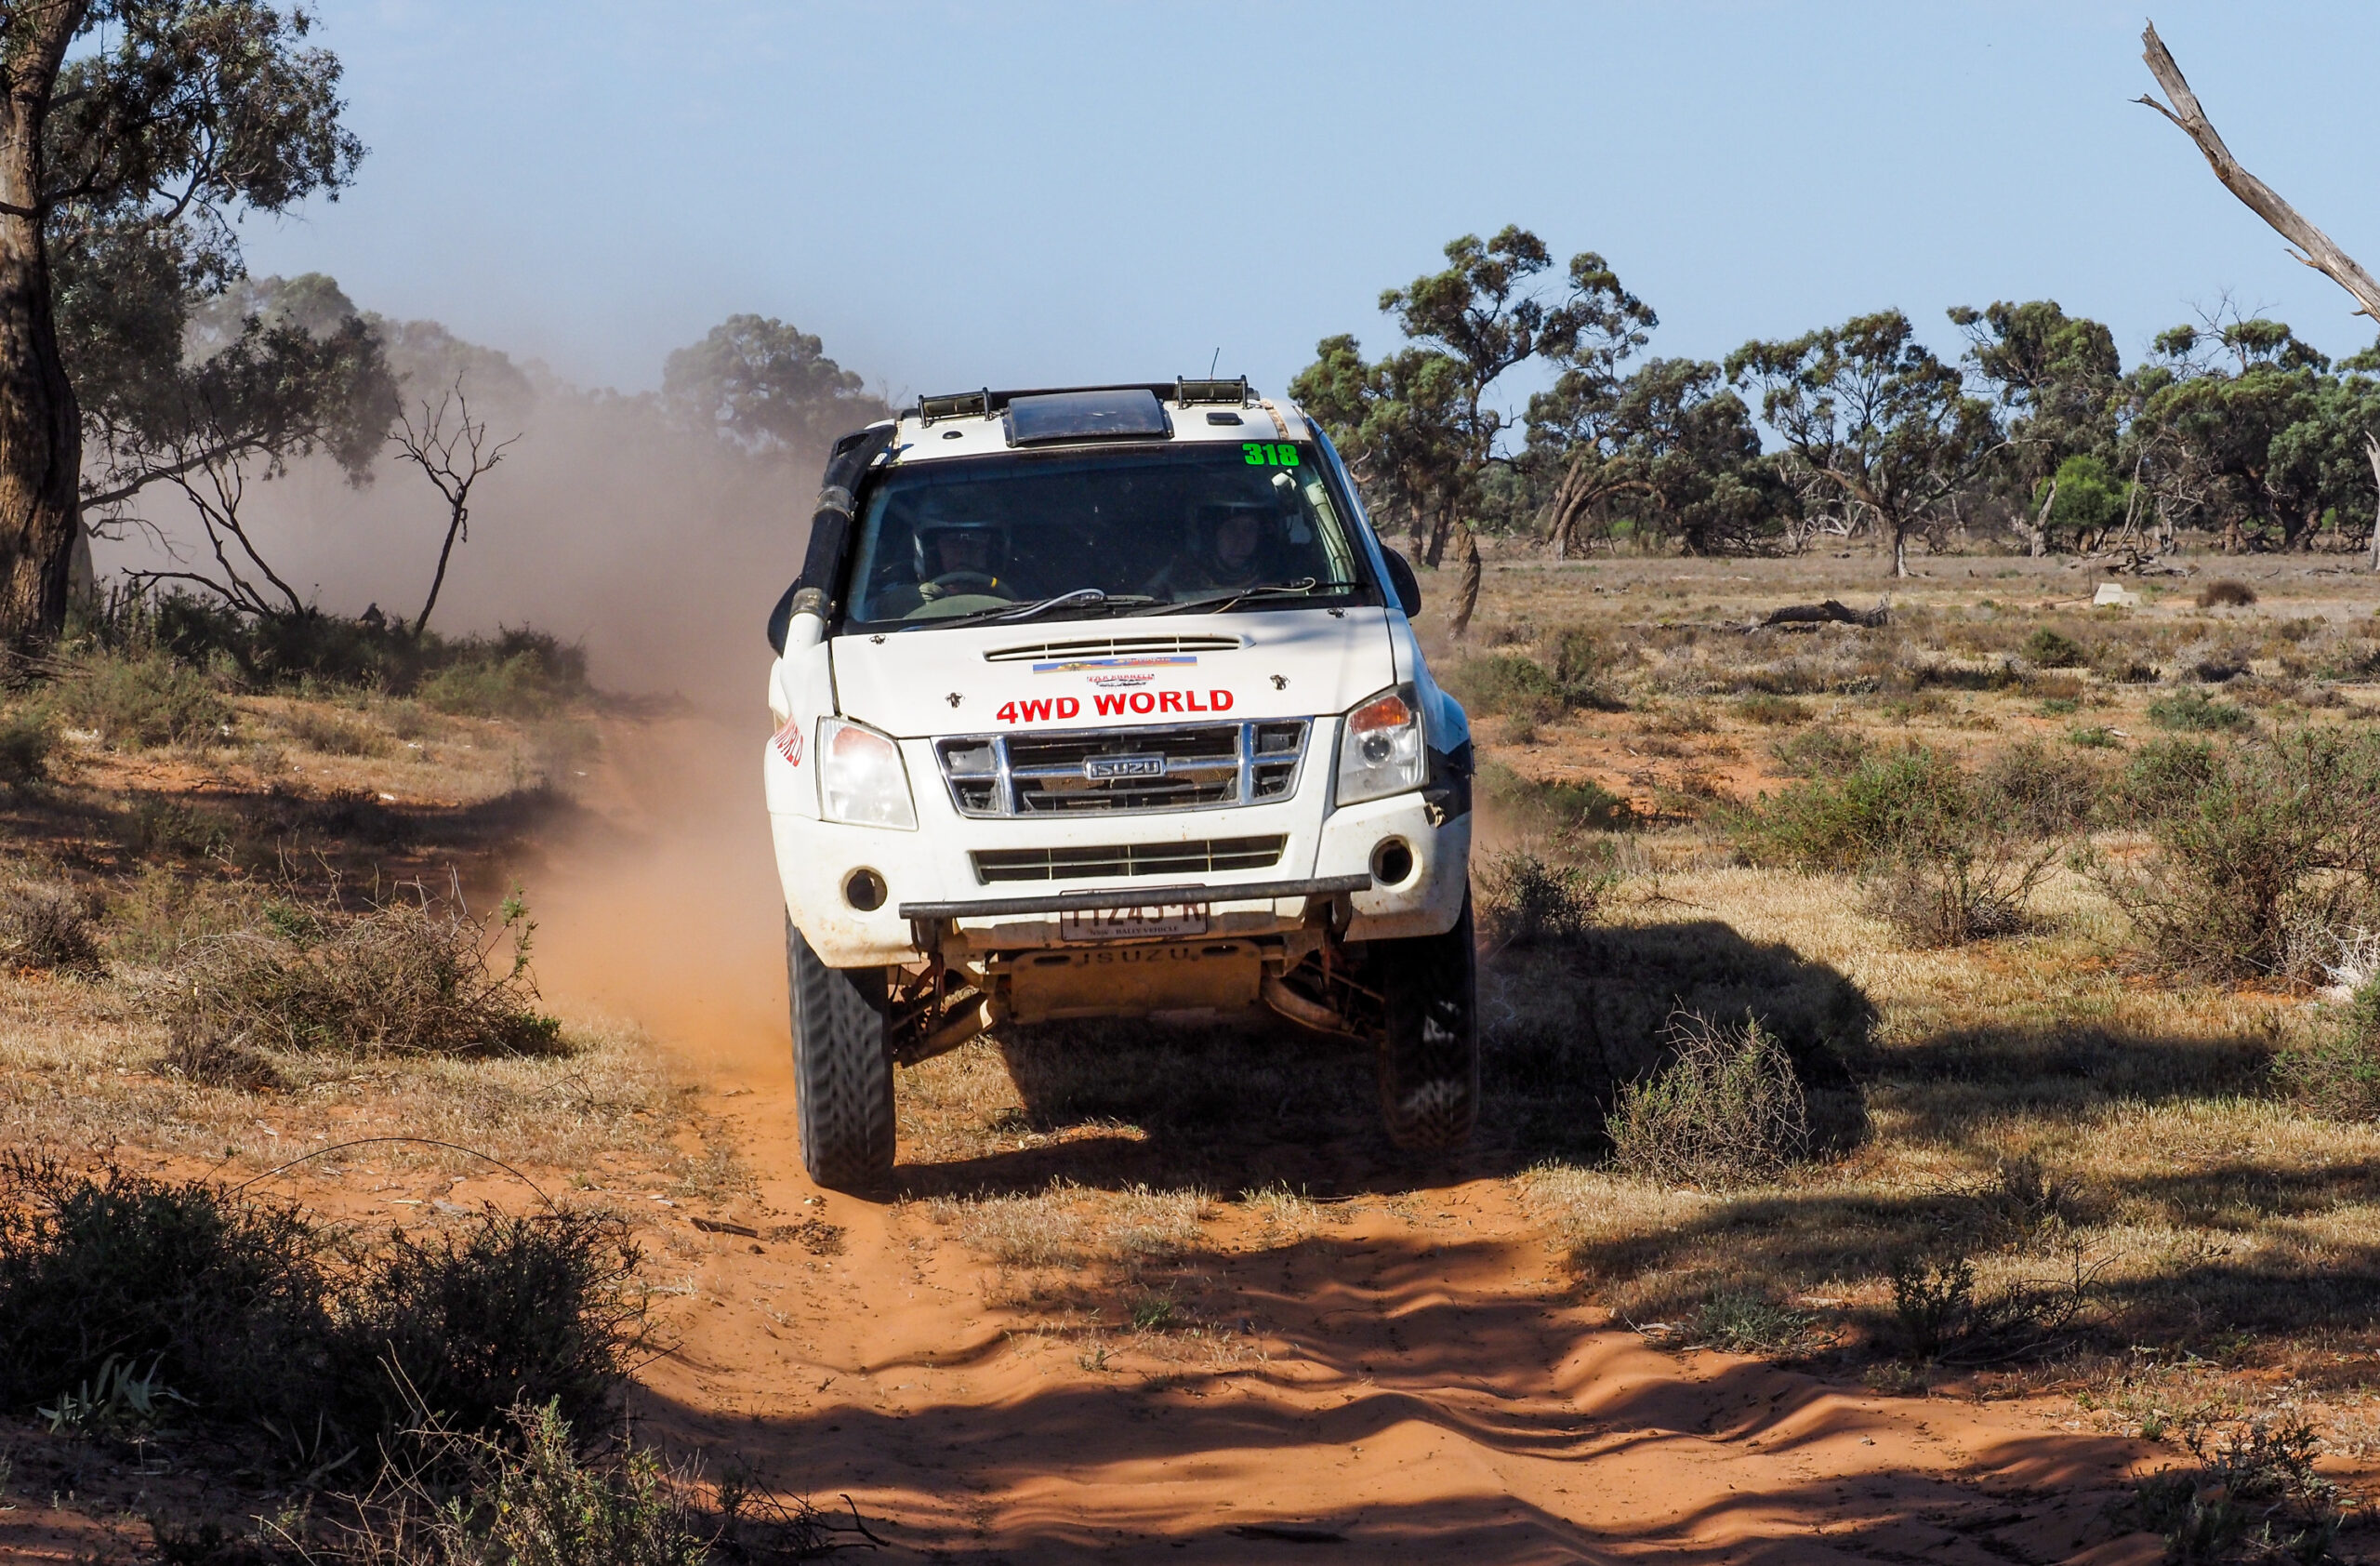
[897,588,1161,631]
[1123,578,1352,617]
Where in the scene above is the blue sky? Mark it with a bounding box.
[239,1,2380,407]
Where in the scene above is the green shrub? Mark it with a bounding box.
[0,707,51,786]
[1977,739,2105,837]
[2279,966,2380,1121]
[1732,747,1968,873]
[1606,1013,1809,1188]
[2149,687,2252,733]
[278,706,390,757]
[2065,724,2120,749]
[1474,760,1633,833]
[1476,847,1611,946]
[1443,653,1566,722]
[0,1158,645,1469]
[1766,723,1869,777]
[2096,727,2380,979]
[0,1156,332,1428]
[1733,692,1809,726]
[330,1213,644,1456]
[46,651,230,749]
[2022,627,2087,668]
[2117,737,2220,821]
[2131,1419,2339,1565]
[1685,1286,1826,1357]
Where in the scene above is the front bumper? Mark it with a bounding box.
[769,772,1470,968]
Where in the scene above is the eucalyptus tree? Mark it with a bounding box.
[0,1,367,646]
[1727,310,2001,577]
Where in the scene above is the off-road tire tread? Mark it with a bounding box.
[787,920,894,1190]
[1375,896,1480,1151]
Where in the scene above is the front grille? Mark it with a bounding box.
[981,633,1243,665]
[972,835,1287,883]
[936,720,1309,817]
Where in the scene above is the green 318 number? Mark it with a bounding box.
[1241,443,1301,468]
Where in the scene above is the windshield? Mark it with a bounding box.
[840,442,1373,629]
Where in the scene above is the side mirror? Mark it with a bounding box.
[1381,548,1422,618]
[766,582,798,654]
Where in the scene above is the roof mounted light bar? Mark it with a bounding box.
[1174,376,1250,406]
[919,389,989,425]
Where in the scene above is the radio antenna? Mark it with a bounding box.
[1208,347,1221,378]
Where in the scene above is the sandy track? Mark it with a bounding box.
[524,715,2165,1564]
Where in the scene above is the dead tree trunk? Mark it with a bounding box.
[0,4,88,652]
[2028,477,2056,558]
[2138,23,2380,322]
[2365,431,2380,573]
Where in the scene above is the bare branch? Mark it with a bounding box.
[2139,20,2380,321]
[391,380,520,640]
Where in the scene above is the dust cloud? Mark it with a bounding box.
[91,377,817,702]
[90,363,827,1068]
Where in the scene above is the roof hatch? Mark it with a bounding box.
[1005,388,1170,445]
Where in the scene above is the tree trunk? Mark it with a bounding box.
[2029,477,2056,558]
[2363,431,2380,573]
[1889,521,1911,578]
[0,5,86,652]
[1448,522,1481,639]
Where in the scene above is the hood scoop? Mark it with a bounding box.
[983,633,1244,664]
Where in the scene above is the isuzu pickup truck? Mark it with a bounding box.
[763,379,1474,1188]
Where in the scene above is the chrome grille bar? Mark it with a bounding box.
[935,720,1308,818]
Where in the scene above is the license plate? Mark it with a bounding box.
[1058,903,1210,942]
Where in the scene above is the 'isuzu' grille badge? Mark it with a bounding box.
[1083,755,1165,780]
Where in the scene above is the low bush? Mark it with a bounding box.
[330,1213,645,1456]
[2149,688,2253,734]
[1885,1248,2090,1365]
[1766,723,1869,778]
[0,1158,645,1470]
[1977,739,2105,837]
[2022,627,2087,668]
[1442,653,1567,722]
[1606,1013,1809,1188]
[2279,969,2380,1121]
[2116,736,2220,821]
[0,706,51,785]
[2096,727,2380,980]
[76,591,592,716]
[45,651,230,749]
[1680,1285,1827,1358]
[1474,760,1633,833]
[1732,747,1967,873]
[2197,578,2258,608]
[2130,1419,2340,1565]
[1861,837,2053,948]
[159,893,563,1084]
[1733,692,1809,725]
[1476,847,1611,946]
[0,1157,332,1430]
[0,878,101,972]
[279,706,390,757]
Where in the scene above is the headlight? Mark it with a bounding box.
[1335,684,1425,805]
[817,717,918,829]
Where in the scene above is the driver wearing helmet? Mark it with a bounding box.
[1145,501,1280,598]
[874,518,1016,618]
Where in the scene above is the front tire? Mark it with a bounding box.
[787,919,895,1191]
[1374,896,1480,1151]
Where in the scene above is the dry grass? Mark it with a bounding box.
[924,1180,1211,1273]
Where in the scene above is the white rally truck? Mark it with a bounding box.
[762,380,1475,1189]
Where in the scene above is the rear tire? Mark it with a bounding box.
[1374,895,1479,1151]
[787,919,895,1191]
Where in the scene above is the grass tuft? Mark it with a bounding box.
[1606,1013,1809,1188]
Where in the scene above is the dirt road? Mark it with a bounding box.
[524,714,2164,1564]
